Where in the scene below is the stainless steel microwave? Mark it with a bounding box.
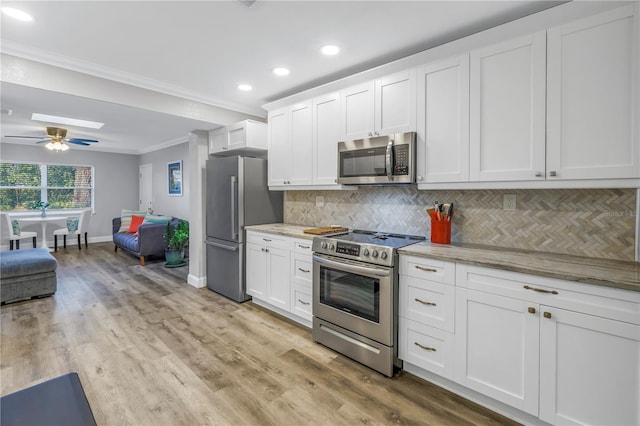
[337,132,416,185]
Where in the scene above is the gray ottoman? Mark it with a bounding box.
[1,249,57,304]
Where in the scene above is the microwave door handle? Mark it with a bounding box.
[385,138,394,181]
[313,255,391,277]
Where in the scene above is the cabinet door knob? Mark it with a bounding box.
[368,132,373,137]
[414,298,436,306]
[543,311,552,319]
[535,171,543,177]
[549,171,557,177]
[528,307,536,314]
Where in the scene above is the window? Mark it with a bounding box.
[0,162,94,211]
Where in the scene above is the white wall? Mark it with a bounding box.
[138,141,190,221]
[0,142,139,244]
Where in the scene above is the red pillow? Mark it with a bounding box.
[127,215,145,233]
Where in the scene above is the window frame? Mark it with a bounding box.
[0,161,95,213]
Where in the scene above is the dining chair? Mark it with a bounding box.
[1,213,38,250]
[53,208,92,251]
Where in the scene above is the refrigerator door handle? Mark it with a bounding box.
[231,175,238,240]
[206,240,239,251]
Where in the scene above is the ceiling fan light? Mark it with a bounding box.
[44,141,69,152]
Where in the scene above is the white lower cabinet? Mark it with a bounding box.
[398,256,456,380]
[246,232,290,311]
[399,255,640,425]
[246,231,312,327]
[539,307,640,426]
[454,288,540,415]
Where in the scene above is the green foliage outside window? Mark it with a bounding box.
[0,162,94,211]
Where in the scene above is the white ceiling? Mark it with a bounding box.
[0,0,564,155]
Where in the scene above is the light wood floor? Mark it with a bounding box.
[1,243,519,425]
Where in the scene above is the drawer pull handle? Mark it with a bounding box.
[415,266,437,273]
[298,268,310,273]
[298,245,310,249]
[523,285,558,295]
[414,342,436,352]
[263,238,272,242]
[414,298,436,306]
[543,311,552,319]
[528,307,536,314]
[298,299,310,306]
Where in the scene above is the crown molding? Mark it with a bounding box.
[1,41,266,118]
[137,136,190,155]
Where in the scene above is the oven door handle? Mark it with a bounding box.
[313,255,391,277]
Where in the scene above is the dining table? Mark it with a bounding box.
[17,216,68,252]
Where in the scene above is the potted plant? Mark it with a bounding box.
[31,201,50,217]
[163,220,189,267]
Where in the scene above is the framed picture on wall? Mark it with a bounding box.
[168,160,183,196]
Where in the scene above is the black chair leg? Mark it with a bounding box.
[55,235,58,251]
[63,235,67,248]
[85,232,88,248]
[32,237,37,248]
[16,240,20,250]
[77,235,81,250]
[9,241,14,250]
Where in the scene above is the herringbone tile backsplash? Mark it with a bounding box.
[284,188,637,261]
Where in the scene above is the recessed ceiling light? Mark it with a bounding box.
[32,113,104,129]
[321,45,340,56]
[273,67,290,76]
[1,7,33,22]
[237,84,253,91]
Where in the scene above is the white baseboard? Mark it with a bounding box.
[187,274,206,288]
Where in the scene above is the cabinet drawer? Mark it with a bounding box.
[246,231,289,249]
[400,255,455,285]
[291,285,312,321]
[291,254,312,288]
[291,238,313,254]
[457,264,640,325]
[398,317,454,380]
[399,275,455,332]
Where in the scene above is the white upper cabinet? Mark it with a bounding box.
[267,108,290,186]
[417,55,470,183]
[313,93,341,186]
[341,81,375,140]
[209,128,226,154]
[375,70,417,136]
[470,32,547,182]
[209,120,267,156]
[289,101,313,186]
[341,70,416,140]
[546,5,639,180]
[268,102,313,187]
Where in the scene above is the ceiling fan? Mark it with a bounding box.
[4,126,99,151]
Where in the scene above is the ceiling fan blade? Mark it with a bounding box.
[67,140,91,146]
[67,138,99,143]
[35,139,52,144]
[4,135,46,139]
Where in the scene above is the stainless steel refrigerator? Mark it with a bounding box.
[206,156,282,302]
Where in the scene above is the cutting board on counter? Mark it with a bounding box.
[303,227,349,235]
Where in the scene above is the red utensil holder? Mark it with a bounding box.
[430,220,451,244]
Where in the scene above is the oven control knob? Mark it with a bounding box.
[362,248,370,256]
[321,241,327,249]
[328,243,335,251]
[380,252,388,260]
[371,250,379,258]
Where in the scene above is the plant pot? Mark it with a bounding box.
[165,248,185,267]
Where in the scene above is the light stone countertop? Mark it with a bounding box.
[246,223,640,293]
[399,242,640,293]
[245,223,336,240]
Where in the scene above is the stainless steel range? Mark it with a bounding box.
[312,229,425,376]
